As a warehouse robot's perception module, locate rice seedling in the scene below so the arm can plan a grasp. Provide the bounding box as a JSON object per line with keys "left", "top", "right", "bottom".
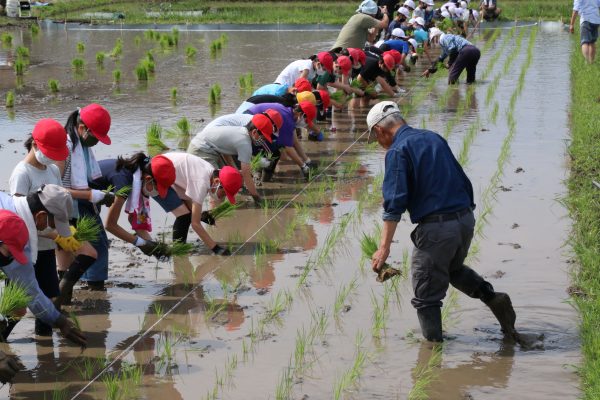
{"left": 112, "top": 69, "right": 121, "bottom": 84}
{"left": 68, "top": 311, "right": 81, "bottom": 330}
{"left": 166, "top": 117, "right": 192, "bottom": 139}
{"left": 51, "top": 385, "right": 69, "bottom": 400}
{"left": 171, "top": 27, "right": 179, "bottom": 44}
{"left": 208, "top": 83, "right": 222, "bottom": 105}
{"left": 238, "top": 72, "right": 254, "bottom": 94}
{"left": 78, "top": 357, "right": 98, "bottom": 380}
{"left": 134, "top": 35, "right": 141, "bottom": 46}
{"left": 95, "top": 51, "right": 105, "bottom": 65}
{"left": 490, "top": 101, "right": 499, "bottom": 124}
{"left": 275, "top": 363, "right": 293, "bottom": 400}
{"left": 204, "top": 294, "right": 227, "bottom": 322}
{"left": 30, "top": 24, "right": 40, "bottom": 35}
{"left": 407, "top": 344, "right": 443, "bottom": 400}
{"left": 293, "top": 327, "right": 311, "bottom": 375}
{"left": 74, "top": 216, "right": 102, "bottom": 243}
{"left": 370, "top": 290, "right": 390, "bottom": 338}
{"left": 309, "top": 308, "right": 329, "bottom": 340}
{"left": 109, "top": 38, "right": 123, "bottom": 58}
{"left": 144, "top": 29, "right": 157, "bottom": 40}
{"left": 169, "top": 86, "right": 178, "bottom": 104}
{"left": 263, "top": 290, "right": 293, "bottom": 325}
{"left": 332, "top": 331, "right": 368, "bottom": 400}
{"left": 139, "top": 58, "right": 155, "bottom": 75}
{"left": 329, "top": 90, "right": 347, "bottom": 104}
{"left": 14, "top": 58, "right": 26, "bottom": 76}
{"left": 297, "top": 260, "right": 313, "bottom": 288}
{"left": 0, "top": 282, "right": 32, "bottom": 319}
{"left": 146, "top": 122, "right": 168, "bottom": 149}
{"left": 167, "top": 240, "right": 194, "bottom": 257}
{"left": 185, "top": 44, "right": 197, "bottom": 59}
{"left": 16, "top": 46, "right": 29, "bottom": 59}
{"left": 210, "top": 200, "right": 238, "bottom": 220}
{"left": 102, "top": 372, "right": 120, "bottom": 400}
{"left": 76, "top": 41, "right": 85, "bottom": 54}
{"left": 333, "top": 277, "right": 358, "bottom": 317}
{"left": 0, "top": 32, "right": 13, "bottom": 46}
{"left": 71, "top": 57, "right": 84, "bottom": 71}
{"left": 5, "top": 90, "right": 15, "bottom": 108}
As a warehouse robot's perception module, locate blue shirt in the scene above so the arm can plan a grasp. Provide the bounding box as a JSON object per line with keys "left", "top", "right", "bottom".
{"left": 382, "top": 125, "right": 474, "bottom": 223}
{"left": 413, "top": 29, "right": 429, "bottom": 45}
{"left": 438, "top": 34, "right": 472, "bottom": 62}
{"left": 252, "top": 83, "right": 289, "bottom": 97}
{"left": 383, "top": 40, "right": 409, "bottom": 54}
{"left": 91, "top": 159, "right": 134, "bottom": 192}
{"left": 245, "top": 103, "right": 296, "bottom": 147}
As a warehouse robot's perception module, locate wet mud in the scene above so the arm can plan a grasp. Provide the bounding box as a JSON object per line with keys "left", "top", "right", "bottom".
{"left": 0, "top": 22, "right": 579, "bottom": 399}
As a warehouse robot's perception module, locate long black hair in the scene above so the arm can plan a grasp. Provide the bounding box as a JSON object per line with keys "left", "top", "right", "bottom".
{"left": 24, "top": 135, "right": 34, "bottom": 152}
{"left": 115, "top": 152, "right": 152, "bottom": 176}
{"left": 64, "top": 109, "right": 82, "bottom": 147}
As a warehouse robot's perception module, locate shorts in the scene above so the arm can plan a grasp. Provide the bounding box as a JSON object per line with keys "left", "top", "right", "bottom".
{"left": 152, "top": 187, "right": 184, "bottom": 212}
{"left": 581, "top": 21, "right": 599, "bottom": 44}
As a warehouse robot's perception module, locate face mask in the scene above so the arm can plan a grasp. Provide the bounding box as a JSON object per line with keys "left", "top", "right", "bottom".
{"left": 208, "top": 184, "right": 220, "bottom": 201}
{"left": 80, "top": 131, "right": 99, "bottom": 147}
{"left": 315, "top": 67, "right": 326, "bottom": 76}
{"left": 34, "top": 149, "right": 55, "bottom": 166}
{"left": 0, "top": 252, "right": 13, "bottom": 267}
{"left": 142, "top": 179, "right": 159, "bottom": 197}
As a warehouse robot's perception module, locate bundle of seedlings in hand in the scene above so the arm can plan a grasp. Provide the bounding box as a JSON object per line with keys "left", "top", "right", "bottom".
{"left": 74, "top": 216, "right": 102, "bottom": 243}
{"left": 48, "top": 79, "right": 60, "bottom": 93}
{"left": 5, "top": 91, "right": 15, "bottom": 108}
{"left": 0, "top": 282, "right": 32, "bottom": 319}
{"left": 166, "top": 240, "right": 194, "bottom": 257}
{"left": 146, "top": 122, "right": 168, "bottom": 149}
{"left": 250, "top": 151, "right": 273, "bottom": 173}
{"left": 329, "top": 90, "right": 347, "bottom": 104}
{"left": 360, "top": 232, "right": 400, "bottom": 282}
{"left": 114, "top": 185, "right": 132, "bottom": 198}
{"left": 210, "top": 200, "right": 238, "bottom": 220}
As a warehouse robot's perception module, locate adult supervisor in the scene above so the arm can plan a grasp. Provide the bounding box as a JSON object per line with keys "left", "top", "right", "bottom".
{"left": 422, "top": 33, "right": 481, "bottom": 84}
{"left": 569, "top": 0, "right": 600, "bottom": 64}
{"left": 332, "top": 0, "right": 390, "bottom": 50}
{"left": 367, "top": 101, "right": 518, "bottom": 342}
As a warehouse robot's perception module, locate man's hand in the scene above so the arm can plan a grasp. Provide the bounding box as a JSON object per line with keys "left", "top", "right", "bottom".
{"left": 98, "top": 192, "right": 116, "bottom": 207}
{"left": 200, "top": 211, "right": 216, "bottom": 226}
{"left": 252, "top": 195, "right": 265, "bottom": 207}
{"left": 55, "top": 315, "right": 87, "bottom": 347}
{"left": 211, "top": 244, "right": 231, "bottom": 256}
{"left": 371, "top": 246, "right": 390, "bottom": 273}
{"left": 0, "top": 351, "right": 22, "bottom": 384}
{"left": 569, "top": 24, "right": 575, "bottom": 34}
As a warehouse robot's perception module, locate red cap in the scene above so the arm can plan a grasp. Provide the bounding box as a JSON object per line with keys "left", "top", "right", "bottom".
{"left": 218, "top": 166, "right": 243, "bottom": 204}
{"left": 384, "top": 50, "right": 402, "bottom": 65}
{"left": 348, "top": 48, "right": 366, "bottom": 65}
{"left": 150, "top": 155, "right": 176, "bottom": 198}
{"left": 264, "top": 109, "right": 283, "bottom": 134}
{"left": 383, "top": 54, "right": 396, "bottom": 70}
{"left": 0, "top": 210, "right": 29, "bottom": 265}
{"left": 79, "top": 103, "right": 111, "bottom": 145}
{"left": 298, "top": 100, "right": 317, "bottom": 130}
{"left": 336, "top": 55, "right": 352, "bottom": 76}
{"left": 317, "top": 52, "right": 334, "bottom": 74}
{"left": 317, "top": 90, "right": 331, "bottom": 109}
{"left": 294, "top": 77, "right": 312, "bottom": 93}
{"left": 251, "top": 114, "right": 274, "bottom": 143}
{"left": 32, "top": 118, "right": 68, "bottom": 161}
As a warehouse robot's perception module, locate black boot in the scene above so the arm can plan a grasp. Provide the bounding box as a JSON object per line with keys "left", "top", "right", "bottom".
{"left": 57, "top": 255, "right": 96, "bottom": 306}
{"left": 34, "top": 319, "right": 53, "bottom": 336}
{"left": 172, "top": 213, "right": 192, "bottom": 243}
{"left": 86, "top": 280, "right": 106, "bottom": 291}
{"left": 417, "top": 307, "right": 443, "bottom": 342}
{"left": 483, "top": 292, "right": 517, "bottom": 339}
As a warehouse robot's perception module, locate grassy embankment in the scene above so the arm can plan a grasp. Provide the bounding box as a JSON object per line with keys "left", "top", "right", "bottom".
{"left": 23, "top": 0, "right": 570, "bottom": 25}
{"left": 568, "top": 29, "right": 600, "bottom": 399}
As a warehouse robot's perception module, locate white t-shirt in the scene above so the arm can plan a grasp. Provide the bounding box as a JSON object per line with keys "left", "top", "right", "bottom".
{"left": 163, "top": 152, "right": 214, "bottom": 205}
{"left": 274, "top": 60, "right": 314, "bottom": 87}
{"left": 189, "top": 125, "right": 253, "bottom": 164}
{"left": 204, "top": 113, "right": 253, "bottom": 130}
{"left": 573, "top": 0, "right": 600, "bottom": 24}
{"left": 9, "top": 161, "right": 62, "bottom": 251}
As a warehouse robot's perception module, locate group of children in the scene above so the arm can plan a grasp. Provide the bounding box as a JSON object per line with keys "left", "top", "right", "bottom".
{"left": 0, "top": 0, "right": 492, "bottom": 384}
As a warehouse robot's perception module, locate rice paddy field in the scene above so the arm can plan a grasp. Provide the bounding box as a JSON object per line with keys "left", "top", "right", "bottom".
{"left": 0, "top": 18, "right": 585, "bottom": 400}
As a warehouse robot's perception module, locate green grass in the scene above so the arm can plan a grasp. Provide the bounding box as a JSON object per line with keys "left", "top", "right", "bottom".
{"left": 0, "top": 282, "right": 32, "bottom": 318}
{"left": 74, "top": 216, "right": 102, "bottom": 243}
{"left": 568, "top": 26, "right": 600, "bottom": 400}
{"left": 5, "top": 90, "right": 15, "bottom": 108}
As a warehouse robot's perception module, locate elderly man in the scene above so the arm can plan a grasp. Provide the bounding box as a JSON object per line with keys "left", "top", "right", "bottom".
{"left": 569, "top": 0, "right": 600, "bottom": 63}
{"left": 367, "top": 101, "right": 518, "bottom": 342}
{"left": 332, "top": 0, "right": 389, "bottom": 50}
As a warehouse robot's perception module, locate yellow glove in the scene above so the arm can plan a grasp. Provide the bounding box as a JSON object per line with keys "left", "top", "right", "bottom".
{"left": 54, "top": 227, "right": 82, "bottom": 253}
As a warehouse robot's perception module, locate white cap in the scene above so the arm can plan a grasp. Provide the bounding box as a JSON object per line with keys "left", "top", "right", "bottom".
{"left": 414, "top": 16, "right": 425, "bottom": 26}
{"left": 356, "top": 0, "right": 378, "bottom": 15}
{"left": 391, "top": 28, "right": 407, "bottom": 38}
{"left": 460, "top": 1, "right": 467, "bottom": 8}
{"left": 448, "top": 4, "right": 457, "bottom": 14}
{"left": 366, "top": 101, "right": 402, "bottom": 132}
{"left": 408, "top": 38, "right": 418, "bottom": 49}
{"left": 397, "top": 6, "right": 411, "bottom": 18}
{"left": 429, "top": 27, "right": 443, "bottom": 37}
{"left": 424, "top": 0, "right": 435, "bottom": 5}
{"left": 408, "top": 17, "right": 416, "bottom": 24}
{"left": 404, "top": 0, "right": 416, "bottom": 9}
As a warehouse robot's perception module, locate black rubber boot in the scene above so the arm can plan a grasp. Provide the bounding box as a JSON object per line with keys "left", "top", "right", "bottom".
{"left": 34, "top": 319, "right": 53, "bottom": 336}
{"left": 0, "top": 319, "right": 18, "bottom": 342}
{"left": 483, "top": 292, "right": 517, "bottom": 338}
{"left": 417, "top": 307, "right": 443, "bottom": 342}
{"left": 58, "top": 255, "right": 96, "bottom": 307}
{"left": 172, "top": 213, "right": 192, "bottom": 243}
{"left": 86, "top": 280, "right": 106, "bottom": 291}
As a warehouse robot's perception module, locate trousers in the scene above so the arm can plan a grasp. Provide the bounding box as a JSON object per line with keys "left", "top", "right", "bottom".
{"left": 448, "top": 45, "right": 481, "bottom": 84}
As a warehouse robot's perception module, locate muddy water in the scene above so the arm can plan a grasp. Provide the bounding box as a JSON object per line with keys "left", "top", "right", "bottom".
{"left": 0, "top": 22, "right": 579, "bottom": 399}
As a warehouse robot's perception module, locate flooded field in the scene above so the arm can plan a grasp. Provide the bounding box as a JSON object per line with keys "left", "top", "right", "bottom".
{"left": 0, "top": 21, "right": 580, "bottom": 399}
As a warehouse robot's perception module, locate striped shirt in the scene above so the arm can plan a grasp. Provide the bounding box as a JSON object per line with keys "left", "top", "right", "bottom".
{"left": 438, "top": 34, "right": 472, "bottom": 62}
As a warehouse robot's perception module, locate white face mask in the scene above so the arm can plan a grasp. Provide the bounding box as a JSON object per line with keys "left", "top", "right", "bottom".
{"left": 315, "top": 66, "right": 326, "bottom": 76}
{"left": 35, "top": 149, "right": 55, "bottom": 166}
{"left": 209, "top": 183, "right": 221, "bottom": 201}
{"left": 142, "top": 179, "right": 159, "bottom": 198}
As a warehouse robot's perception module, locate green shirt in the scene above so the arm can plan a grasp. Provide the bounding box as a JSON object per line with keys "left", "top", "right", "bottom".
{"left": 332, "top": 13, "right": 380, "bottom": 50}
{"left": 313, "top": 71, "right": 336, "bottom": 88}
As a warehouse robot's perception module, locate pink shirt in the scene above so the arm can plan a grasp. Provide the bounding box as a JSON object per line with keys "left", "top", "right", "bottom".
{"left": 163, "top": 152, "right": 214, "bottom": 204}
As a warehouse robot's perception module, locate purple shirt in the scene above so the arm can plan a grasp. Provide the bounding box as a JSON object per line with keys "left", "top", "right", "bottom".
{"left": 245, "top": 103, "right": 296, "bottom": 147}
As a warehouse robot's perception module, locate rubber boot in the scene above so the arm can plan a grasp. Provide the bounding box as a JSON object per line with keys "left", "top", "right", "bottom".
{"left": 57, "top": 255, "right": 96, "bottom": 307}
{"left": 483, "top": 292, "right": 517, "bottom": 339}
{"left": 172, "top": 213, "right": 192, "bottom": 243}
{"left": 34, "top": 319, "right": 53, "bottom": 336}
{"left": 417, "top": 307, "right": 443, "bottom": 342}
{"left": 0, "top": 319, "right": 18, "bottom": 342}
{"left": 86, "top": 280, "right": 106, "bottom": 291}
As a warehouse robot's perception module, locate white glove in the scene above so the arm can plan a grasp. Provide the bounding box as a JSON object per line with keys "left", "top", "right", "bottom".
{"left": 259, "top": 158, "right": 271, "bottom": 168}
{"left": 134, "top": 236, "right": 147, "bottom": 247}
{"left": 89, "top": 189, "right": 106, "bottom": 204}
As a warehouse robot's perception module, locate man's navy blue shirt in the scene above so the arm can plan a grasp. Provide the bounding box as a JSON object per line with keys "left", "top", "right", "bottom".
{"left": 382, "top": 125, "right": 475, "bottom": 223}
